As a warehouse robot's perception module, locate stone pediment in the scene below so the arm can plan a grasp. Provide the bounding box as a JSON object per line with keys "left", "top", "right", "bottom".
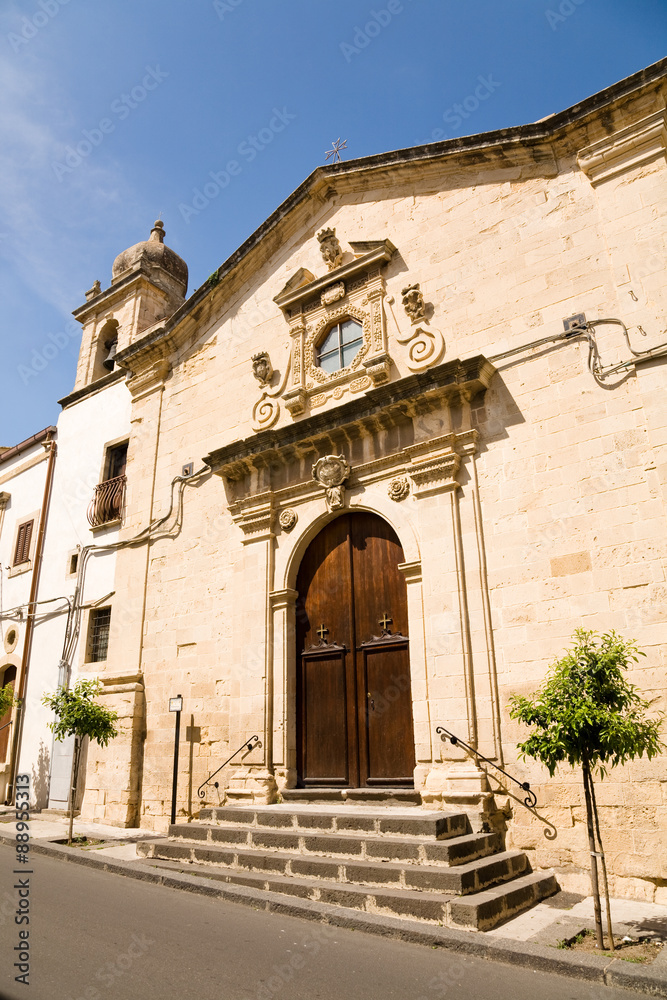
{"left": 273, "top": 239, "right": 396, "bottom": 310}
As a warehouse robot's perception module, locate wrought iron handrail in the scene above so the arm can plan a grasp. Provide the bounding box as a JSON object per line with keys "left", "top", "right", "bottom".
{"left": 87, "top": 474, "right": 126, "bottom": 528}
{"left": 197, "top": 734, "right": 261, "bottom": 800}
{"left": 436, "top": 725, "right": 538, "bottom": 809}
{"left": 0, "top": 720, "right": 13, "bottom": 732}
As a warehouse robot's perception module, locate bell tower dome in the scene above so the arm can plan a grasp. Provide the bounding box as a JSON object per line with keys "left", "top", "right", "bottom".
{"left": 71, "top": 220, "right": 188, "bottom": 392}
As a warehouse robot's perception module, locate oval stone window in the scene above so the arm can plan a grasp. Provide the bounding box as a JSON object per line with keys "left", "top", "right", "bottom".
{"left": 316, "top": 319, "right": 363, "bottom": 374}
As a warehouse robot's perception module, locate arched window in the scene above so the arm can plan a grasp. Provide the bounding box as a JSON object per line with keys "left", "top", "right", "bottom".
{"left": 316, "top": 319, "right": 363, "bottom": 374}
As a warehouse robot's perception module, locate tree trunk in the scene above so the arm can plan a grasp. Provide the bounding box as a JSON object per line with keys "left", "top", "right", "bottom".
{"left": 67, "top": 736, "right": 81, "bottom": 847}
{"left": 587, "top": 767, "right": 615, "bottom": 951}
{"left": 582, "top": 759, "right": 604, "bottom": 949}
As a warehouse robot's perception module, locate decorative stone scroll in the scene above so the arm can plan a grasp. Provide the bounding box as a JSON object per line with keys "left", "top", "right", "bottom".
{"left": 312, "top": 454, "right": 350, "bottom": 511}
{"left": 397, "top": 280, "right": 444, "bottom": 372}
{"left": 251, "top": 352, "right": 291, "bottom": 431}
{"left": 396, "top": 325, "right": 445, "bottom": 372}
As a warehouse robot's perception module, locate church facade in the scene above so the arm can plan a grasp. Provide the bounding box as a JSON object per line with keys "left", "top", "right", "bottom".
{"left": 5, "top": 60, "right": 666, "bottom": 903}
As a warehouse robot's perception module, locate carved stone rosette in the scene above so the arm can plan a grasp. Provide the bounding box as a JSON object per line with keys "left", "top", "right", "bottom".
{"left": 388, "top": 476, "right": 410, "bottom": 502}
{"left": 312, "top": 455, "right": 350, "bottom": 511}
{"left": 278, "top": 508, "right": 298, "bottom": 531}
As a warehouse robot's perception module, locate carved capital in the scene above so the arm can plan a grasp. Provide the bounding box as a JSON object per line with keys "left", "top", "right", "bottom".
{"left": 409, "top": 453, "right": 460, "bottom": 498}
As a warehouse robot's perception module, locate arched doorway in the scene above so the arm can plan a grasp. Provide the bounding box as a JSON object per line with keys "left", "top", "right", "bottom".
{"left": 295, "top": 512, "right": 415, "bottom": 788}
{"left": 0, "top": 665, "right": 17, "bottom": 763}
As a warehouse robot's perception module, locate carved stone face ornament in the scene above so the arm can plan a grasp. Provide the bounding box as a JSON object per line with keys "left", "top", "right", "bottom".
{"left": 317, "top": 228, "right": 344, "bottom": 271}
{"left": 312, "top": 454, "right": 350, "bottom": 510}
{"left": 401, "top": 283, "right": 426, "bottom": 325}
{"left": 252, "top": 352, "right": 273, "bottom": 386}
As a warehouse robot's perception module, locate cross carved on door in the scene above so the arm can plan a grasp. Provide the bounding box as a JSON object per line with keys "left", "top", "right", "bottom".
{"left": 378, "top": 613, "right": 393, "bottom": 633}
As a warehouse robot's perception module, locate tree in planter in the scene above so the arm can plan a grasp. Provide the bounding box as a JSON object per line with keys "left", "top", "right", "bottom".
{"left": 42, "top": 679, "right": 119, "bottom": 845}
{"left": 509, "top": 629, "right": 664, "bottom": 952}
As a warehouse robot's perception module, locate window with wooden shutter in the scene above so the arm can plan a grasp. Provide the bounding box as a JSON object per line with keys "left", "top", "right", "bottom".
{"left": 13, "top": 520, "right": 33, "bottom": 566}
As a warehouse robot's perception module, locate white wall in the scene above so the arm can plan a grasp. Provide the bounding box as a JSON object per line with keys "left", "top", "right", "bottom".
{"left": 17, "top": 379, "right": 131, "bottom": 808}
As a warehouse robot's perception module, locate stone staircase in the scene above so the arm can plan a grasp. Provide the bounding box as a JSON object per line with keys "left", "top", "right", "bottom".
{"left": 137, "top": 804, "right": 558, "bottom": 931}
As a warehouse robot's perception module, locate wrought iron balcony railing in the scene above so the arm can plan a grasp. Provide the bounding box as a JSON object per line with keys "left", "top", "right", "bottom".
{"left": 87, "top": 474, "right": 126, "bottom": 528}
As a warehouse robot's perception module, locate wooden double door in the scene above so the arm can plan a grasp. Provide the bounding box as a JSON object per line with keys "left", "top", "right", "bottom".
{"left": 296, "top": 513, "right": 415, "bottom": 787}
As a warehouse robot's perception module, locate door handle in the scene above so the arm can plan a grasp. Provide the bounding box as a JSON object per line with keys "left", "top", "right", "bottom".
{"left": 367, "top": 692, "right": 375, "bottom": 711}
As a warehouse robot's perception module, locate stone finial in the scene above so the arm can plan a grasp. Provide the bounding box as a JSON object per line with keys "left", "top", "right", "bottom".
{"left": 401, "top": 283, "right": 426, "bottom": 324}
{"left": 150, "top": 220, "right": 166, "bottom": 244}
{"left": 85, "top": 279, "right": 102, "bottom": 301}
{"left": 317, "top": 227, "right": 343, "bottom": 271}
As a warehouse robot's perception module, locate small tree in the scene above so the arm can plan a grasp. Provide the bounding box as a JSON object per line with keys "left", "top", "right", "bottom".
{"left": 42, "top": 679, "right": 119, "bottom": 845}
{"left": 0, "top": 684, "right": 17, "bottom": 718}
{"left": 509, "top": 629, "right": 664, "bottom": 951}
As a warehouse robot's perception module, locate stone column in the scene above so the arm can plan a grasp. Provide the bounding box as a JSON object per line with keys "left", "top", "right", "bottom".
{"left": 224, "top": 497, "right": 278, "bottom": 804}
{"left": 269, "top": 587, "right": 298, "bottom": 791}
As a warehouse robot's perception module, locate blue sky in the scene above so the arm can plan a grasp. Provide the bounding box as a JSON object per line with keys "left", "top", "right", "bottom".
{"left": 0, "top": 0, "right": 665, "bottom": 445}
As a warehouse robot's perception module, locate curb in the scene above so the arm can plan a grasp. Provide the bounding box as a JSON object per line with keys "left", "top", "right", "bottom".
{"left": 2, "top": 832, "right": 666, "bottom": 996}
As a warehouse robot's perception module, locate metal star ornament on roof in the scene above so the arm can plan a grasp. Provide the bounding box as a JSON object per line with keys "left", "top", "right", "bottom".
{"left": 325, "top": 138, "right": 348, "bottom": 163}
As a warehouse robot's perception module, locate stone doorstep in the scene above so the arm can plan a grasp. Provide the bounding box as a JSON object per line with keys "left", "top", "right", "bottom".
{"left": 138, "top": 838, "right": 527, "bottom": 895}
{"left": 197, "top": 806, "right": 469, "bottom": 839}
{"left": 166, "top": 823, "right": 500, "bottom": 865}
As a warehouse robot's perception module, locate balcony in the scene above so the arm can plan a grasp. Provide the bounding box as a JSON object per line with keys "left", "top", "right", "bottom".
{"left": 87, "top": 474, "right": 126, "bottom": 528}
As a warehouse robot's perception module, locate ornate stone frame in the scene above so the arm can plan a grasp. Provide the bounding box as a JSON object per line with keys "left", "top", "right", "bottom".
{"left": 274, "top": 239, "right": 396, "bottom": 418}
{"left": 305, "top": 304, "right": 371, "bottom": 387}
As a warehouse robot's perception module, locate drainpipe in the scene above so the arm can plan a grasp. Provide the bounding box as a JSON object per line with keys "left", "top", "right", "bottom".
{"left": 6, "top": 432, "right": 58, "bottom": 804}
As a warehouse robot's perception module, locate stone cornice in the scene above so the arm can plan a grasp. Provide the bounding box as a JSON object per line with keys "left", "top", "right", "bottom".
{"left": 58, "top": 368, "right": 126, "bottom": 410}
{"left": 204, "top": 355, "right": 494, "bottom": 477}
{"left": 577, "top": 109, "right": 667, "bottom": 184}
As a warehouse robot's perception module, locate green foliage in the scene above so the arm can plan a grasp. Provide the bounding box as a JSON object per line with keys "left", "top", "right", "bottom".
{"left": 509, "top": 629, "right": 664, "bottom": 777}
{"left": 42, "top": 679, "right": 119, "bottom": 747}
{"left": 0, "top": 684, "right": 17, "bottom": 717}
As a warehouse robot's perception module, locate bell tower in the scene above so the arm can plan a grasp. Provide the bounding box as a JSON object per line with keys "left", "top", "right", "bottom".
{"left": 71, "top": 220, "right": 188, "bottom": 392}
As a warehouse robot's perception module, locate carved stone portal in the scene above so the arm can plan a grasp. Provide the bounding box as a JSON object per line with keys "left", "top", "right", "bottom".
{"left": 312, "top": 454, "right": 350, "bottom": 510}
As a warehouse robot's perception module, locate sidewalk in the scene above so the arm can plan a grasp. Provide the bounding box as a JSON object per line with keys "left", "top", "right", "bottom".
{"left": 1, "top": 809, "right": 666, "bottom": 995}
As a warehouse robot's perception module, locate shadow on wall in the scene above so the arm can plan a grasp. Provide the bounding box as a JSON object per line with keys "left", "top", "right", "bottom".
{"left": 32, "top": 740, "right": 50, "bottom": 810}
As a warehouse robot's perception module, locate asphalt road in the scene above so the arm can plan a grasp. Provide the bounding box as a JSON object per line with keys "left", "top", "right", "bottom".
{"left": 0, "top": 844, "right": 646, "bottom": 1000}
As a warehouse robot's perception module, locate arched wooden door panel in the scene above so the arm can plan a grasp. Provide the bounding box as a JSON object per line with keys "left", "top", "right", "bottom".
{"left": 296, "top": 512, "right": 415, "bottom": 787}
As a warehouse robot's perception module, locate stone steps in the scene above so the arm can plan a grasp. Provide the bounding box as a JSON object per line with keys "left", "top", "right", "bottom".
{"left": 138, "top": 838, "right": 524, "bottom": 894}
{"left": 198, "top": 805, "right": 466, "bottom": 839}
{"left": 137, "top": 805, "right": 558, "bottom": 931}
